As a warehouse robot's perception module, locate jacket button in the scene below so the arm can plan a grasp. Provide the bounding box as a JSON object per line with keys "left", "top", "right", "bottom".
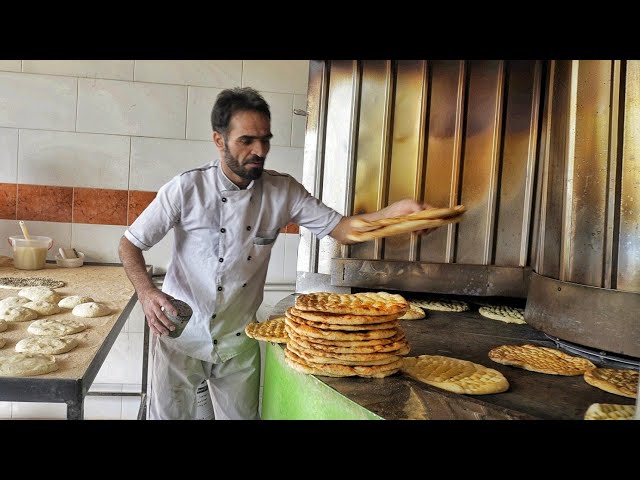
{"left": 212, "top": 314, "right": 216, "bottom": 319}
{"left": 220, "top": 228, "right": 226, "bottom": 233}
{"left": 236, "top": 332, "right": 241, "bottom": 336}
{"left": 221, "top": 198, "right": 227, "bottom": 203}
{"left": 213, "top": 339, "right": 218, "bottom": 345}
{"left": 246, "top": 226, "right": 251, "bottom": 231}
{"left": 242, "top": 283, "right": 247, "bottom": 287}
{"left": 219, "top": 258, "right": 224, "bottom": 263}
{"left": 247, "top": 256, "right": 252, "bottom": 261}
{"left": 217, "top": 286, "right": 222, "bottom": 291}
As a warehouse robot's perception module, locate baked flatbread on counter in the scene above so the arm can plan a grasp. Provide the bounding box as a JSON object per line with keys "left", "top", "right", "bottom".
{"left": 583, "top": 367, "right": 638, "bottom": 399}
{"left": 584, "top": 403, "right": 635, "bottom": 420}
{"left": 401, "top": 354, "right": 509, "bottom": 395}
{"left": 488, "top": 344, "right": 596, "bottom": 376}
{"left": 245, "top": 316, "right": 288, "bottom": 343}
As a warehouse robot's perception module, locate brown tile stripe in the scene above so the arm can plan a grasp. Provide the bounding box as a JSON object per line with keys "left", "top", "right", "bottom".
{"left": 0, "top": 183, "right": 17, "bottom": 220}
{"left": 17, "top": 184, "right": 73, "bottom": 223}
{"left": 6, "top": 184, "right": 301, "bottom": 233}
{"left": 128, "top": 190, "right": 157, "bottom": 226}
{"left": 74, "top": 187, "right": 128, "bottom": 226}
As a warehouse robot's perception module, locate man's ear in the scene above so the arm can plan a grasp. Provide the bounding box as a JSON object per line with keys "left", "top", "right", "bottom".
{"left": 213, "top": 131, "right": 225, "bottom": 150}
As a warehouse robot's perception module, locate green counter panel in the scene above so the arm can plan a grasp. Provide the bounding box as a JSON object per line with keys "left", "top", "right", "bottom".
{"left": 261, "top": 342, "right": 382, "bottom": 420}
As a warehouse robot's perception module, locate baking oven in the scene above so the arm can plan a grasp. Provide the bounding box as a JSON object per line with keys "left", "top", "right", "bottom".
{"left": 295, "top": 59, "right": 639, "bottom": 376}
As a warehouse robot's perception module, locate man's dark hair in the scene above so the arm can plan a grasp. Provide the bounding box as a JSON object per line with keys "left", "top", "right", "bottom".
{"left": 211, "top": 87, "right": 271, "bottom": 137}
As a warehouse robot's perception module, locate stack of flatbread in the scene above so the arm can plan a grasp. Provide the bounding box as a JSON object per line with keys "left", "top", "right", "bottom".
{"left": 346, "top": 205, "right": 466, "bottom": 243}
{"left": 284, "top": 291, "right": 411, "bottom": 378}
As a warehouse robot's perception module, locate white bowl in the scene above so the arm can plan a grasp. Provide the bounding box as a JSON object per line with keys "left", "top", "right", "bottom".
{"left": 55, "top": 251, "right": 85, "bottom": 268}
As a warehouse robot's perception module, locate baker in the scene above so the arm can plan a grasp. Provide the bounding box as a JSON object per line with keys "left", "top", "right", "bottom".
{"left": 118, "top": 86, "right": 432, "bottom": 420}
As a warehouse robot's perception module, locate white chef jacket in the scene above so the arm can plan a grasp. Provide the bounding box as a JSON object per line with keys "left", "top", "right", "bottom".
{"left": 124, "top": 158, "right": 342, "bottom": 363}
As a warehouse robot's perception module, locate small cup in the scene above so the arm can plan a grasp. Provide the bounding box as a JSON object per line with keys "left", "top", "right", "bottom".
{"left": 162, "top": 299, "right": 193, "bottom": 338}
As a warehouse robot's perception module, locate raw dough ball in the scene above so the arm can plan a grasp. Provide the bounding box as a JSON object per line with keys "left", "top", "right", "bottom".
{"left": 58, "top": 295, "right": 94, "bottom": 309}
{"left": 27, "top": 318, "right": 86, "bottom": 337}
{"left": 0, "top": 352, "right": 58, "bottom": 377}
{"left": 72, "top": 302, "right": 110, "bottom": 318}
{"left": 23, "top": 300, "right": 60, "bottom": 316}
{"left": 18, "top": 286, "right": 61, "bottom": 304}
{"left": 0, "top": 296, "right": 30, "bottom": 309}
{"left": 0, "top": 336, "right": 5, "bottom": 349}
{"left": 0, "top": 319, "right": 6, "bottom": 332}
{"left": 0, "top": 306, "right": 38, "bottom": 322}
{"left": 15, "top": 336, "right": 78, "bottom": 355}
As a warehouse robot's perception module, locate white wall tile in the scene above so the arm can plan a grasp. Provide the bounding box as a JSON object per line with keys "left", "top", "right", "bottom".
{"left": 77, "top": 78, "right": 187, "bottom": 139}
{"left": 124, "top": 300, "right": 145, "bottom": 333}
{"left": 0, "top": 401, "right": 12, "bottom": 419}
{"left": 0, "top": 72, "right": 77, "bottom": 131}
{"left": 265, "top": 236, "right": 285, "bottom": 283}
{"left": 130, "top": 137, "right": 216, "bottom": 191}
{"left": 72, "top": 224, "right": 126, "bottom": 263}
{"left": 23, "top": 60, "right": 134, "bottom": 81}
{"left": 89, "top": 383, "right": 122, "bottom": 393}
{"left": 0, "top": 60, "right": 21, "bottom": 72}
{"left": 266, "top": 146, "right": 304, "bottom": 181}
{"left": 135, "top": 60, "right": 242, "bottom": 88}
{"left": 93, "top": 332, "right": 143, "bottom": 385}
{"left": 2, "top": 220, "right": 72, "bottom": 261}
{"left": 292, "top": 95, "right": 307, "bottom": 148}
{"left": 11, "top": 401, "right": 67, "bottom": 419}
{"left": 185, "top": 86, "right": 223, "bottom": 141}
{"left": 121, "top": 396, "right": 143, "bottom": 420}
{"left": 141, "top": 229, "right": 174, "bottom": 275}
{"left": 0, "top": 127, "right": 18, "bottom": 182}
{"left": 261, "top": 91, "right": 293, "bottom": 147}
{"left": 18, "top": 130, "right": 130, "bottom": 189}
{"left": 242, "top": 61, "right": 309, "bottom": 95}
{"left": 283, "top": 234, "right": 300, "bottom": 283}
{"left": 84, "top": 395, "right": 123, "bottom": 420}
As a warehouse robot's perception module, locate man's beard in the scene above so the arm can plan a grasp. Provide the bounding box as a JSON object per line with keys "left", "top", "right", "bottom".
{"left": 224, "top": 145, "right": 264, "bottom": 181}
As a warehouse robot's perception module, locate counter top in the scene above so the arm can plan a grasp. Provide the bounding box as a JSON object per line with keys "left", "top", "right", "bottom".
{"left": 266, "top": 294, "right": 636, "bottom": 420}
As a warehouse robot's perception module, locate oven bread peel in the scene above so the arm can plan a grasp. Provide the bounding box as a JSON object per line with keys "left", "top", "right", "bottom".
{"left": 488, "top": 344, "right": 596, "bottom": 376}
{"left": 346, "top": 205, "right": 466, "bottom": 242}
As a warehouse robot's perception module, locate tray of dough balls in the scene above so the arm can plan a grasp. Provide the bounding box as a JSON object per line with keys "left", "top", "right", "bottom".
{"left": 0, "top": 263, "right": 136, "bottom": 380}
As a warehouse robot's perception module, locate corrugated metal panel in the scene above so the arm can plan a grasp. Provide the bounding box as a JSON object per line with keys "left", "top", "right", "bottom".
{"left": 618, "top": 60, "right": 640, "bottom": 292}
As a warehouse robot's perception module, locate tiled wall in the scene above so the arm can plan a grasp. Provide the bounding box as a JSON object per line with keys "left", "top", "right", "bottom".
{"left": 0, "top": 60, "right": 309, "bottom": 419}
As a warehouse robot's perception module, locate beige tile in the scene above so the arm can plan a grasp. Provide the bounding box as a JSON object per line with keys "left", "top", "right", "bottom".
{"left": 186, "top": 86, "right": 224, "bottom": 141}
{"left": 23, "top": 60, "right": 134, "bottom": 81}
{"left": 130, "top": 137, "right": 216, "bottom": 191}
{"left": 0, "top": 72, "right": 76, "bottom": 131}
{"left": 242, "top": 60, "right": 309, "bottom": 95}
{"left": 292, "top": 95, "right": 308, "bottom": 148}
{"left": 19, "top": 130, "right": 130, "bottom": 189}
{"left": 71, "top": 224, "right": 126, "bottom": 263}
{"left": 261, "top": 91, "right": 293, "bottom": 147}
{"left": 11, "top": 401, "right": 67, "bottom": 419}
{"left": 77, "top": 78, "right": 187, "bottom": 138}
{"left": 134, "top": 60, "right": 242, "bottom": 88}
{"left": 0, "top": 60, "right": 21, "bottom": 72}
{"left": 84, "top": 396, "right": 123, "bottom": 420}
{"left": 0, "top": 127, "right": 18, "bottom": 183}
{"left": 266, "top": 146, "right": 304, "bottom": 182}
